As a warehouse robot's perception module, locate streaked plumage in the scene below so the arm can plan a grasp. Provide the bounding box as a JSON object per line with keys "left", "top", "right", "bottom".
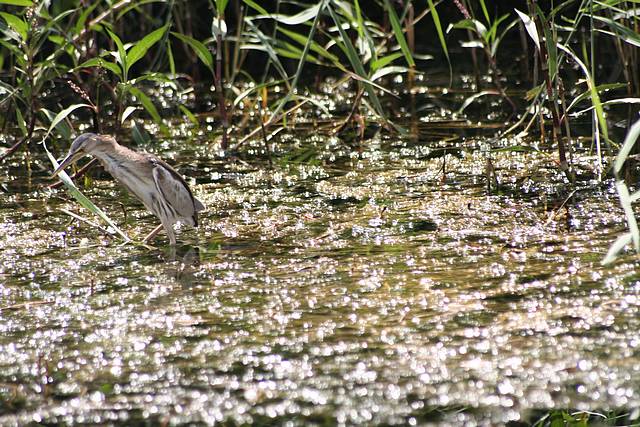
{"left": 52, "top": 133, "right": 204, "bottom": 245}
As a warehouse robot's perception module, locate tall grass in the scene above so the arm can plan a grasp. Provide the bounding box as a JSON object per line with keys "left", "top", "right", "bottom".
{"left": 0, "top": 0, "right": 639, "bottom": 254}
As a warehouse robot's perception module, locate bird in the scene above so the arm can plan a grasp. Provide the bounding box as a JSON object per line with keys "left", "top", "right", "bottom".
{"left": 51, "top": 133, "right": 205, "bottom": 245}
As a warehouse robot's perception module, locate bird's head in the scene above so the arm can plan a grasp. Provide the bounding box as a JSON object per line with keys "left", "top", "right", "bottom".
{"left": 51, "top": 133, "right": 114, "bottom": 178}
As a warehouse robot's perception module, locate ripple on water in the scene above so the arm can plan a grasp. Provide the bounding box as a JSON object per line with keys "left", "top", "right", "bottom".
{"left": 0, "top": 130, "right": 638, "bottom": 425}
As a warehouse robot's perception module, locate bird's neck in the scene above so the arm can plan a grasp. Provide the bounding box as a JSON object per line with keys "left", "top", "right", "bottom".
{"left": 91, "top": 143, "right": 144, "bottom": 175}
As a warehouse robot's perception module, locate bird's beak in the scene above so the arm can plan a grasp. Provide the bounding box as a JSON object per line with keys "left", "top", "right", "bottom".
{"left": 50, "top": 150, "right": 84, "bottom": 179}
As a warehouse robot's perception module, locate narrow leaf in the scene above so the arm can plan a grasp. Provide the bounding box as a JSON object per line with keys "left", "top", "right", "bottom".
{"left": 77, "top": 57, "right": 123, "bottom": 79}
{"left": 105, "top": 26, "right": 127, "bottom": 72}
{"left": 326, "top": 3, "right": 387, "bottom": 121}
{"left": 129, "top": 86, "right": 162, "bottom": 124}
{"left": 43, "top": 104, "right": 91, "bottom": 139}
{"left": 514, "top": 8, "right": 540, "bottom": 51}
{"left": 254, "top": 3, "right": 321, "bottom": 25}
{"left": 557, "top": 43, "right": 609, "bottom": 144}
{"left": 617, "top": 180, "right": 640, "bottom": 252}
{"left": 74, "top": 1, "right": 99, "bottom": 35}
{"left": 126, "top": 24, "right": 168, "bottom": 73}
{"left": 426, "top": 0, "right": 450, "bottom": 69}
{"left": 371, "top": 52, "right": 403, "bottom": 73}
{"left": 0, "top": 12, "right": 28, "bottom": 40}
{"left": 179, "top": 105, "right": 200, "bottom": 126}
{"left": 614, "top": 117, "right": 640, "bottom": 176}
{"left": 603, "top": 232, "right": 633, "bottom": 265}
{"left": 382, "top": 0, "right": 415, "bottom": 67}
{"left": 121, "top": 105, "right": 138, "bottom": 124}
{"left": 0, "top": 0, "right": 33, "bottom": 5}
{"left": 171, "top": 32, "right": 213, "bottom": 71}
{"left": 242, "top": 0, "right": 268, "bottom": 15}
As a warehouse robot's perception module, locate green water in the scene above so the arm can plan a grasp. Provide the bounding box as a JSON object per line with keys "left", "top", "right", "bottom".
{"left": 1, "top": 124, "right": 638, "bottom": 425}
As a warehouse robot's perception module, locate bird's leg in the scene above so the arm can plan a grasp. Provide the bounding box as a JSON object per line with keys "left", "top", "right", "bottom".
{"left": 143, "top": 224, "right": 164, "bottom": 243}
{"left": 165, "top": 224, "right": 177, "bottom": 246}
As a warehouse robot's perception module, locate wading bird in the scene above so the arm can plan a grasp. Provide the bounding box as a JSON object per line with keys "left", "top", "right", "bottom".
{"left": 51, "top": 133, "right": 205, "bottom": 245}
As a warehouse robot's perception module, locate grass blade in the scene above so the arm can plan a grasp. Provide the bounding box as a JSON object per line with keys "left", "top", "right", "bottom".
{"left": 613, "top": 117, "right": 640, "bottom": 176}
{"left": 426, "top": 0, "right": 450, "bottom": 73}
{"left": 126, "top": 24, "right": 169, "bottom": 73}
{"left": 171, "top": 32, "right": 214, "bottom": 72}
{"left": 43, "top": 103, "right": 91, "bottom": 139}
{"left": 0, "top": 0, "right": 33, "bottom": 5}
{"left": 382, "top": 0, "right": 415, "bottom": 67}
{"left": 326, "top": 2, "right": 387, "bottom": 122}
{"left": 557, "top": 43, "right": 609, "bottom": 144}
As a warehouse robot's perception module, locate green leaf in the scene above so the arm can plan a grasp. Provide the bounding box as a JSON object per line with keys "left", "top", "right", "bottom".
{"left": 267, "top": 0, "right": 326, "bottom": 121}
{"left": 171, "top": 32, "right": 213, "bottom": 72}
{"left": 0, "top": 0, "right": 33, "bottom": 6}
{"left": 0, "top": 12, "right": 28, "bottom": 40}
{"left": 557, "top": 43, "right": 608, "bottom": 144}
{"left": 167, "top": 40, "right": 176, "bottom": 75}
{"left": 382, "top": 0, "right": 415, "bottom": 67}
{"left": 592, "top": 15, "right": 640, "bottom": 48}
{"left": 277, "top": 27, "right": 339, "bottom": 63}
{"left": 426, "top": 0, "right": 450, "bottom": 69}
{"left": 326, "top": 3, "right": 387, "bottom": 122}
{"left": 131, "top": 121, "right": 151, "bottom": 145}
{"left": 74, "top": 1, "right": 99, "bottom": 35}
{"left": 105, "top": 26, "right": 127, "bottom": 74}
{"left": 215, "top": 0, "right": 229, "bottom": 14}
{"left": 179, "top": 105, "right": 199, "bottom": 126}
{"left": 243, "top": 19, "right": 291, "bottom": 86}
{"left": 566, "top": 83, "right": 630, "bottom": 112}
{"left": 43, "top": 104, "right": 91, "bottom": 139}
{"left": 534, "top": 6, "right": 556, "bottom": 79}
{"left": 371, "top": 52, "right": 403, "bottom": 72}
{"left": 478, "top": 0, "right": 490, "bottom": 23}
{"left": 242, "top": 0, "right": 268, "bottom": 15}
{"left": 126, "top": 24, "right": 168, "bottom": 73}
{"left": 15, "top": 107, "right": 27, "bottom": 136}
{"left": 77, "top": 57, "right": 123, "bottom": 79}
{"left": 115, "top": 0, "right": 165, "bottom": 21}
{"left": 129, "top": 86, "right": 162, "bottom": 124}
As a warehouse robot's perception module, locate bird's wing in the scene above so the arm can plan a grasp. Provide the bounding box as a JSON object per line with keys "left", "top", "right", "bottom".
{"left": 194, "top": 197, "right": 205, "bottom": 212}
{"left": 151, "top": 161, "right": 198, "bottom": 220}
